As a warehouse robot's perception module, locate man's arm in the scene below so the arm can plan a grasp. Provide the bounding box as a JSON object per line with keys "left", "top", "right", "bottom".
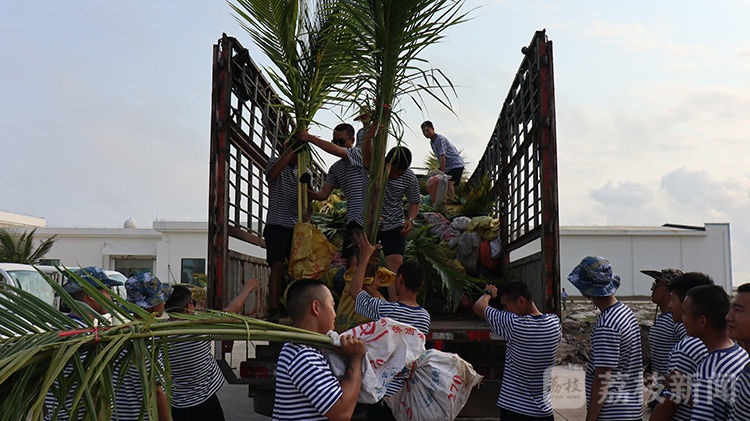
{"left": 472, "top": 284, "right": 498, "bottom": 318}
{"left": 439, "top": 155, "right": 447, "bottom": 172}
{"left": 298, "top": 130, "right": 347, "bottom": 158}
{"left": 307, "top": 183, "right": 334, "bottom": 201}
{"left": 223, "top": 278, "right": 261, "bottom": 314}
{"left": 400, "top": 203, "right": 420, "bottom": 235}
{"left": 268, "top": 150, "right": 296, "bottom": 180}
{"left": 586, "top": 367, "right": 613, "bottom": 421}
{"left": 157, "top": 385, "right": 171, "bottom": 421}
{"left": 324, "top": 335, "right": 365, "bottom": 421}
{"left": 349, "top": 233, "right": 378, "bottom": 300}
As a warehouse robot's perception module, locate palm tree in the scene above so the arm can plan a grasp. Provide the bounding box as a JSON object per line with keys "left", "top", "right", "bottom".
{"left": 229, "top": 0, "right": 358, "bottom": 220}
{"left": 339, "top": 0, "right": 470, "bottom": 240}
{"left": 0, "top": 227, "right": 56, "bottom": 264}
{"left": 0, "top": 269, "right": 333, "bottom": 420}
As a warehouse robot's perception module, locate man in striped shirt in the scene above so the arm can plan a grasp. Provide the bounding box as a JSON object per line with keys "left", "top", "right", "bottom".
{"left": 421, "top": 120, "right": 464, "bottom": 196}
{"left": 727, "top": 283, "right": 750, "bottom": 421}
{"left": 44, "top": 267, "right": 123, "bottom": 420}
{"left": 264, "top": 148, "right": 299, "bottom": 321}
{"left": 568, "top": 256, "right": 643, "bottom": 421}
{"left": 473, "top": 280, "right": 561, "bottom": 421}
{"left": 650, "top": 272, "right": 713, "bottom": 421}
{"left": 299, "top": 124, "right": 370, "bottom": 267}
{"left": 642, "top": 268, "right": 685, "bottom": 404}
{"left": 121, "top": 273, "right": 173, "bottom": 421}
{"left": 379, "top": 146, "right": 421, "bottom": 299}
{"left": 273, "top": 279, "right": 365, "bottom": 421}
{"left": 164, "top": 278, "right": 260, "bottom": 421}
{"left": 350, "top": 233, "right": 430, "bottom": 420}
{"left": 683, "top": 285, "right": 749, "bottom": 420}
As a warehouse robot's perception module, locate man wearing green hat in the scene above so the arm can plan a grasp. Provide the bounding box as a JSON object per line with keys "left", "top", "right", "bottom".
{"left": 641, "top": 268, "right": 685, "bottom": 406}
{"left": 568, "top": 256, "right": 643, "bottom": 421}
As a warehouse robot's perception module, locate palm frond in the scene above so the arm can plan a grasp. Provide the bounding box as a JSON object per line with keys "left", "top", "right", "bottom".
{"left": 0, "top": 269, "right": 335, "bottom": 420}
{"left": 0, "top": 228, "right": 56, "bottom": 264}
{"left": 336, "top": 0, "right": 471, "bottom": 240}
{"left": 405, "top": 224, "right": 486, "bottom": 312}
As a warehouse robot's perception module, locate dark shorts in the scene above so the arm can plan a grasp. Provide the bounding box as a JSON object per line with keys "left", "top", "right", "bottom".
{"left": 263, "top": 224, "right": 294, "bottom": 265}
{"left": 378, "top": 226, "right": 406, "bottom": 256}
{"left": 500, "top": 408, "right": 553, "bottom": 421}
{"left": 172, "top": 393, "right": 225, "bottom": 421}
{"left": 446, "top": 167, "right": 464, "bottom": 185}
{"left": 366, "top": 401, "right": 396, "bottom": 421}
{"left": 341, "top": 221, "right": 363, "bottom": 260}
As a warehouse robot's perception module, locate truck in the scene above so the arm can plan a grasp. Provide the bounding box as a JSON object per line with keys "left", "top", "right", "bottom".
{"left": 206, "top": 29, "right": 560, "bottom": 418}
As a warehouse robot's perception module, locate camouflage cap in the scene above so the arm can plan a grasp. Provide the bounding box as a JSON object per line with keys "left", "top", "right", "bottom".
{"left": 641, "top": 268, "right": 684, "bottom": 285}
{"left": 63, "top": 266, "right": 123, "bottom": 294}
{"left": 567, "top": 256, "right": 621, "bottom": 297}
{"left": 125, "top": 273, "right": 172, "bottom": 309}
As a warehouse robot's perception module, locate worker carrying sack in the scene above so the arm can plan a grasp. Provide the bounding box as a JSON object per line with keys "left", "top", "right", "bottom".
{"left": 288, "top": 222, "right": 337, "bottom": 280}
{"left": 325, "top": 318, "right": 426, "bottom": 404}
{"left": 334, "top": 267, "right": 396, "bottom": 332}
{"left": 385, "top": 349, "right": 483, "bottom": 421}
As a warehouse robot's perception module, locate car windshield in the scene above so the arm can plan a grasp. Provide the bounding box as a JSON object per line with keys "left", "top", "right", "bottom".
{"left": 7, "top": 270, "right": 55, "bottom": 306}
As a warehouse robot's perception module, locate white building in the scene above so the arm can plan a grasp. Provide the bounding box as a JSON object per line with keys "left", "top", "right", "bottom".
{"left": 2, "top": 212, "right": 733, "bottom": 294}
{"left": 560, "top": 223, "right": 732, "bottom": 297}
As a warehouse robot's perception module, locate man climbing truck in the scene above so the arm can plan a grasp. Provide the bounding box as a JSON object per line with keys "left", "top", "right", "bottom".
{"left": 207, "top": 30, "right": 559, "bottom": 418}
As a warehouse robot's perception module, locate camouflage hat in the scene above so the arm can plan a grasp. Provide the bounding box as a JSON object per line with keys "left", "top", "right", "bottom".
{"left": 567, "top": 256, "right": 621, "bottom": 297}
{"left": 641, "top": 268, "right": 683, "bottom": 285}
{"left": 63, "top": 266, "right": 123, "bottom": 294}
{"left": 125, "top": 273, "right": 172, "bottom": 309}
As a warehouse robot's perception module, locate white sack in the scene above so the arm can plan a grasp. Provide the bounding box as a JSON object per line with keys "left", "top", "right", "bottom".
{"left": 324, "top": 318, "right": 426, "bottom": 403}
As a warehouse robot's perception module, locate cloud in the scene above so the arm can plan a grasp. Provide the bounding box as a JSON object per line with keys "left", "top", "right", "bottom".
{"left": 590, "top": 181, "right": 652, "bottom": 208}
{"left": 583, "top": 21, "right": 716, "bottom": 67}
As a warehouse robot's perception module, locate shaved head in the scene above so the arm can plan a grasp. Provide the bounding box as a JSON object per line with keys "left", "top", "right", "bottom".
{"left": 286, "top": 279, "right": 329, "bottom": 323}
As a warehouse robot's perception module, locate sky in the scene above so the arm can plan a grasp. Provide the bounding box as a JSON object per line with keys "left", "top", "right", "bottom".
{"left": 1, "top": 1, "right": 749, "bottom": 285}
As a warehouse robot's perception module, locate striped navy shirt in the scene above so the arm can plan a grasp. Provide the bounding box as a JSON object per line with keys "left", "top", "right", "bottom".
{"left": 326, "top": 147, "right": 368, "bottom": 226}
{"left": 355, "top": 290, "right": 430, "bottom": 397}
{"left": 44, "top": 316, "right": 89, "bottom": 421}
{"left": 649, "top": 311, "right": 686, "bottom": 377}
{"left": 265, "top": 156, "right": 298, "bottom": 228}
{"left": 730, "top": 363, "right": 750, "bottom": 421}
{"left": 355, "top": 291, "right": 430, "bottom": 336}
{"left": 429, "top": 133, "right": 464, "bottom": 171}
{"left": 664, "top": 335, "right": 709, "bottom": 421}
{"left": 585, "top": 301, "right": 643, "bottom": 420}
{"left": 381, "top": 169, "right": 421, "bottom": 231}
{"left": 485, "top": 307, "right": 561, "bottom": 417}
{"left": 273, "top": 343, "right": 342, "bottom": 420}
{"left": 111, "top": 348, "right": 165, "bottom": 420}
{"left": 166, "top": 339, "right": 225, "bottom": 408}
{"left": 690, "top": 343, "right": 749, "bottom": 421}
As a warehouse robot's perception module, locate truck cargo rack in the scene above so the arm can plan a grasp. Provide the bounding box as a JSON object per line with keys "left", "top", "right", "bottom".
{"left": 208, "top": 34, "right": 326, "bottom": 313}
{"left": 469, "top": 29, "right": 560, "bottom": 315}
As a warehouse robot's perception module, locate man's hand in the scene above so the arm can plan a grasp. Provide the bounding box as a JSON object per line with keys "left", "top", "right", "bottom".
{"left": 299, "top": 172, "right": 312, "bottom": 185}
{"left": 295, "top": 129, "right": 313, "bottom": 142}
{"left": 485, "top": 284, "right": 498, "bottom": 298}
{"left": 244, "top": 278, "right": 261, "bottom": 292}
{"left": 339, "top": 334, "right": 365, "bottom": 360}
{"left": 357, "top": 233, "right": 379, "bottom": 262}
{"left": 400, "top": 219, "right": 413, "bottom": 236}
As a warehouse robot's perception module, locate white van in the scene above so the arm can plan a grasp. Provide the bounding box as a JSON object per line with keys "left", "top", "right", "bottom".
{"left": 104, "top": 270, "right": 129, "bottom": 300}
{"left": 0, "top": 263, "right": 56, "bottom": 307}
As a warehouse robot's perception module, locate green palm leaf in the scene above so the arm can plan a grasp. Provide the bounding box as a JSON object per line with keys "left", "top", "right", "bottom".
{"left": 0, "top": 270, "right": 335, "bottom": 420}
{"left": 405, "top": 224, "right": 486, "bottom": 312}
{"left": 336, "top": 0, "right": 471, "bottom": 241}
{"left": 0, "top": 228, "right": 56, "bottom": 264}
